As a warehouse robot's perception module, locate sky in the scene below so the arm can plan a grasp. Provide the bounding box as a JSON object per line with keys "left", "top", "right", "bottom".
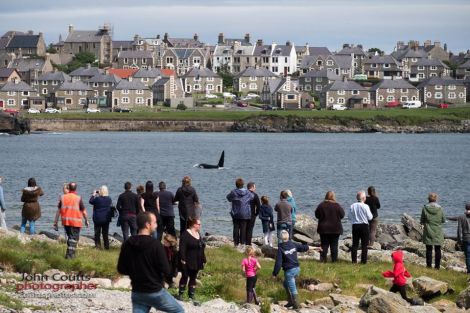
{"left": 1, "top": 0, "right": 469, "bottom": 54}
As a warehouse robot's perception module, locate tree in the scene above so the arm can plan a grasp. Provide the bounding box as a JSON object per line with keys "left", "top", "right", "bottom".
{"left": 46, "top": 44, "right": 57, "bottom": 54}
{"left": 368, "top": 48, "right": 384, "bottom": 56}
{"left": 217, "top": 63, "right": 233, "bottom": 90}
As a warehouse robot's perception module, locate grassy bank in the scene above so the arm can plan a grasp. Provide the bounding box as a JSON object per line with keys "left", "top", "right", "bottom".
{"left": 0, "top": 237, "right": 467, "bottom": 309}
{"left": 23, "top": 107, "right": 470, "bottom": 124}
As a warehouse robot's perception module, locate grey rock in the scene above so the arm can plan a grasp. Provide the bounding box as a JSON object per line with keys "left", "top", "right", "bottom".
{"left": 412, "top": 276, "right": 449, "bottom": 298}
{"left": 456, "top": 285, "right": 470, "bottom": 309}
{"left": 293, "top": 214, "right": 319, "bottom": 242}
{"left": 293, "top": 233, "right": 314, "bottom": 245}
{"left": 401, "top": 213, "right": 423, "bottom": 241}
{"left": 261, "top": 245, "right": 278, "bottom": 259}
{"left": 367, "top": 295, "right": 409, "bottom": 313}
{"left": 329, "top": 293, "right": 360, "bottom": 306}
{"left": 360, "top": 285, "right": 408, "bottom": 308}
{"left": 399, "top": 239, "right": 426, "bottom": 258}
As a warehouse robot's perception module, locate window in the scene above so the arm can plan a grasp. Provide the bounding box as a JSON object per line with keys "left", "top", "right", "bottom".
{"left": 103, "top": 83, "right": 108, "bottom": 87}
{"left": 207, "top": 77, "right": 214, "bottom": 82}
{"left": 142, "top": 78, "right": 149, "bottom": 82}
{"left": 418, "top": 66, "right": 424, "bottom": 70}
{"left": 411, "top": 58, "right": 417, "bottom": 62}
{"left": 124, "top": 58, "right": 128, "bottom": 64}
{"left": 207, "top": 84, "right": 214, "bottom": 90}
{"left": 136, "top": 97, "right": 144, "bottom": 104}
{"left": 285, "top": 57, "right": 288, "bottom": 63}
{"left": 304, "top": 85, "right": 311, "bottom": 91}
{"left": 52, "top": 80, "right": 58, "bottom": 86}
{"left": 122, "top": 97, "right": 129, "bottom": 104}
{"left": 65, "top": 90, "right": 73, "bottom": 95}
{"left": 387, "top": 96, "right": 395, "bottom": 102}
{"left": 418, "top": 73, "right": 425, "bottom": 78}
{"left": 272, "top": 57, "right": 278, "bottom": 63}
{"left": 241, "top": 83, "right": 247, "bottom": 88}
{"left": 194, "top": 84, "right": 200, "bottom": 90}
{"left": 317, "top": 60, "right": 323, "bottom": 66}
{"left": 272, "top": 67, "right": 278, "bottom": 72}
{"left": 460, "top": 92, "right": 465, "bottom": 98}
{"left": 166, "top": 57, "right": 173, "bottom": 64}
{"left": 448, "top": 85, "right": 456, "bottom": 90}
{"left": 378, "top": 95, "right": 384, "bottom": 101}
{"left": 401, "top": 88, "right": 408, "bottom": 93}
{"left": 401, "top": 96, "right": 408, "bottom": 102}
{"left": 79, "top": 98, "right": 86, "bottom": 105}
{"left": 249, "top": 83, "right": 257, "bottom": 90}
{"left": 22, "top": 91, "right": 29, "bottom": 96}
{"left": 338, "top": 98, "right": 344, "bottom": 104}
{"left": 426, "top": 92, "right": 432, "bottom": 97}
{"left": 435, "top": 92, "right": 443, "bottom": 99}
{"left": 250, "top": 76, "right": 257, "bottom": 81}
{"left": 316, "top": 77, "right": 322, "bottom": 82}
{"left": 387, "top": 88, "right": 395, "bottom": 93}
{"left": 122, "top": 89, "right": 129, "bottom": 94}
{"left": 94, "top": 82, "right": 99, "bottom": 87}
{"left": 7, "top": 91, "right": 15, "bottom": 96}
{"left": 42, "top": 88, "right": 47, "bottom": 94}
{"left": 316, "top": 85, "right": 322, "bottom": 91}
{"left": 327, "top": 60, "right": 334, "bottom": 66}
{"left": 371, "top": 63, "right": 377, "bottom": 68}
{"left": 142, "top": 58, "right": 147, "bottom": 64}
{"left": 136, "top": 89, "right": 144, "bottom": 94}
{"left": 286, "top": 94, "right": 295, "bottom": 100}
{"left": 352, "top": 90, "right": 359, "bottom": 95}
{"left": 384, "top": 64, "right": 390, "bottom": 68}
{"left": 65, "top": 98, "right": 72, "bottom": 104}
{"left": 430, "top": 66, "right": 437, "bottom": 70}
{"left": 448, "top": 92, "right": 456, "bottom": 99}
{"left": 337, "top": 90, "right": 345, "bottom": 95}
{"left": 305, "top": 77, "right": 311, "bottom": 82}
{"left": 328, "top": 97, "right": 334, "bottom": 103}
{"left": 7, "top": 99, "right": 15, "bottom": 106}
{"left": 435, "top": 85, "right": 442, "bottom": 90}
{"left": 42, "top": 80, "right": 47, "bottom": 85}
{"left": 430, "top": 73, "right": 437, "bottom": 77}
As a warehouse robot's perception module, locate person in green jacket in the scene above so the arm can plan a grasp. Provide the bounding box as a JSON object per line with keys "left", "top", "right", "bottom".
{"left": 420, "top": 192, "right": 445, "bottom": 269}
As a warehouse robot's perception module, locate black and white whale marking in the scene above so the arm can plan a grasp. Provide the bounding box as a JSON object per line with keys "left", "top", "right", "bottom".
{"left": 195, "top": 151, "right": 224, "bottom": 169}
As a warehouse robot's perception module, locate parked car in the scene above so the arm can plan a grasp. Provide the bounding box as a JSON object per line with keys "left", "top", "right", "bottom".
{"left": 385, "top": 100, "right": 400, "bottom": 108}
{"left": 27, "top": 108, "right": 41, "bottom": 114}
{"left": 223, "top": 92, "right": 236, "bottom": 99}
{"left": 86, "top": 108, "right": 101, "bottom": 113}
{"left": 438, "top": 103, "right": 449, "bottom": 109}
{"left": 205, "top": 93, "right": 218, "bottom": 99}
{"left": 246, "top": 93, "right": 260, "bottom": 98}
{"left": 235, "top": 101, "right": 248, "bottom": 107}
{"left": 332, "top": 104, "right": 347, "bottom": 111}
{"left": 44, "top": 108, "right": 60, "bottom": 113}
{"left": 402, "top": 101, "right": 422, "bottom": 109}
{"left": 262, "top": 105, "right": 273, "bottom": 110}
{"left": 2, "top": 108, "right": 19, "bottom": 115}
{"left": 114, "top": 107, "right": 132, "bottom": 113}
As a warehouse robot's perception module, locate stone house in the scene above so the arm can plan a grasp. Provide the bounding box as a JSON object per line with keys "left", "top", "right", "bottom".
{"left": 369, "top": 79, "right": 419, "bottom": 107}
{"left": 295, "top": 45, "right": 331, "bottom": 70}
{"left": 152, "top": 75, "right": 184, "bottom": 104}
{"left": 213, "top": 33, "right": 254, "bottom": 73}
{"left": 35, "top": 71, "right": 71, "bottom": 101}
{"left": 417, "top": 77, "right": 467, "bottom": 105}
{"left": 133, "top": 68, "right": 167, "bottom": 88}
{"left": 162, "top": 48, "right": 210, "bottom": 75}
{"left": 391, "top": 48, "right": 427, "bottom": 79}
{"left": 111, "top": 79, "right": 153, "bottom": 109}
{"left": 0, "top": 81, "right": 38, "bottom": 110}
{"left": 55, "top": 81, "right": 93, "bottom": 110}
{"left": 394, "top": 40, "right": 449, "bottom": 62}
{"left": 62, "top": 24, "right": 113, "bottom": 64}
{"left": 117, "top": 50, "right": 156, "bottom": 69}
{"left": 456, "top": 60, "right": 470, "bottom": 80}
{"left": 320, "top": 78, "right": 370, "bottom": 109}
{"left": 300, "top": 54, "right": 353, "bottom": 78}
{"left": 5, "top": 31, "right": 46, "bottom": 57}
{"left": 162, "top": 33, "right": 205, "bottom": 48}
{"left": 181, "top": 67, "right": 222, "bottom": 94}
{"left": 0, "top": 68, "right": 21, "bottom": 84}
{"left": 252, "top": 43, "right": 273, "bottom": 72}
{"left": 261, "top": 76, "right": 301, "bottom": 109}
{"left": 112, "top": 40, "right": 133, "bottom": 62}
{"left": 336, "top": 44, "right": 367, "bottom": 74}
{"left": 364, "top": 55, "right": 402, "bottom": 79}
{"left": 8, "top": 56, "right": 53, "bottom": 86}
{"left": 69, "top": 65, "right": 103, "bottom": 82}
{"left": 298, "top": 69, "right": 340, "bottom": 94}
{"left": 86, "top": 73, "right": 121, "bottom": 101}
{"left": 233, "top": 67, "right": 278, "bottom": 94}
{"left": 409, "top": 58, "right": 450, "bottom": 82}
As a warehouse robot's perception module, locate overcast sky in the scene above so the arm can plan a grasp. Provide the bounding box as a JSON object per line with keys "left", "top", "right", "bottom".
{"left": 1, "top": 0, "right": 469, "bottom": 53}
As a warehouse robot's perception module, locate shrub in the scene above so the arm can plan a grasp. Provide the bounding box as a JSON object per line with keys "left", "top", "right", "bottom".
{"left": 176, "top": 103, "right": 187, "bottom": 110}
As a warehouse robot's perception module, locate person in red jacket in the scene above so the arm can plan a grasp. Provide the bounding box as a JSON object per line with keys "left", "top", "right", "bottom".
{"left": 382, "top": 250, "right": 413, "bottom": 303}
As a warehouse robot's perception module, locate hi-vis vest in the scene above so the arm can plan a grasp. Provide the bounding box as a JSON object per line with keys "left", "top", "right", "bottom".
{"left": 60, "top": 193, "right": 84, "bottom": 227}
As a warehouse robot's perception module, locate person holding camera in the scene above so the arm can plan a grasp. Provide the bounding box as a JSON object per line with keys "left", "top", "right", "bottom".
{"left": 89, "top": 185, "right": 115, "bottom": 250}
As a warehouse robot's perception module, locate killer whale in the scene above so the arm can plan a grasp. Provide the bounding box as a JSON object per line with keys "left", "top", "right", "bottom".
{"left": 195, "top": 151, "right": 224, "bottom": 169}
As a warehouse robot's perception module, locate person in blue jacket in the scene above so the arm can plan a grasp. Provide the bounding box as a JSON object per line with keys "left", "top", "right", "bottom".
{"left": 89, "top": 185, "right": 114, "bottom": 249}
{"left": 285, "top": 190, "right": 298, "bottom": 238}
{"left": 272, "top": 230, "right": 309, "bottom": 310}
{"left": 227, "top": 178, "right": 254, "bottom": 246}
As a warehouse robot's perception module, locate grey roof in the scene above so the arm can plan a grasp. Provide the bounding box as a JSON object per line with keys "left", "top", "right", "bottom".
{"left": 331, "top": 55, "right": 353, "bottom": 69}
{"left": 69, "top": 66, "right": 103, "bottom": 77}
{"left": 37, "top": 71, "right": 71, "bottom": 82}
{"left": 113, "top": 40, "right": 133, "bottom": 49}
{"left": 182, "top": 67, "right": 219, "bottom": 78}
{"left": 369, "top": 79, "right": 417, "bottom": 91}
{"left": 414, "top": 58, "right": 448, "bottom": 67}
{"left": 118, "top": 50, "right": 153, "bottom": 58}
{"left": 6, "top": 35, "right": 40, "bottom": 49}
{"left": 235, "top": 67, "right": 277, "bottom": 78}
{"left": 0, "top": 37, "right": 11, "bottom": 50}
{"left": 133, "top": 68, "right": 164, "bottom": 78}
{"left": 152, "top": 77, "right": 170, "bottom": 87}
{"left": 309, "top": 47, "right": 331, "bottom": 57}
{"left": 0, "top": 81, "right": 36, "bottom": 92}
{"left": 224, "top": 38, "right": 252, "bottom": 46}
{"left": 271, "top": 45, "right": 293, "bottom": 57}
{"left": 364, "top": 55, "right": 400, "bottom": 66}
{"left": 87, "top": 73, "right": 121, "bottom": 83}
{"left": 173, "top": 48, "right": 195, "bottom": 59}
{"left": 326, "top": 80, "right": 367, "bottom": 91}
{"left": 253, "top": 45, "right": 273, "bottom": 56}
{"left": 417, "top": 77, "right": 465, "bottom": 88}
{"left": 303, "top": 69, "right": 341, "bottom": 80}
{"left": 392, "top": 48, "right": 427, "bottom": 61}
{"left": 458, "top": 60, "right": 470, "bottom": 69}
{"left": 299, "top": 55, "right": 318, "bottom": 69}
{"left": 65, "top": 30, "right": 104, "bottom": 43}
{"left": 59, "top": 80, "right": 93, "bottom": 91}
{"left": 267, "top": 78, "right": 284, "bottom": 92}
{"left": 0, "top": 68, "right": 17, "bottom": 78}
{"left": 337, "top": 46, "right": 365, "bottom": 56}
{"left": 114, "top": 79, "right": 149, "bottom": 90}
{"left": 9, "top": 58, "right": 45, "bottom": 72}
{"left": 166, "top": 37, "right": 204, "bottom": 48}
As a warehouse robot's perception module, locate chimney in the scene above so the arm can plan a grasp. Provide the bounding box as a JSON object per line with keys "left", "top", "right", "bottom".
{"left": 256, "top": 39, "right": 263, "bottom": 46}
{"left": 444, "top": 43, "right": 447, "bottom": 52}
{"left": 27, "top": 30, "right": 33, "bottom": 35}
{"left": 164, "top": 32, "right": 168, "bottom": 41}
{"left": 357, "top": 44, "right": 363, "bottom": 49}
{"left": 218, "top": 33, "right": 224, "bottom": 44}
{"left": 134, "top": 34, "right": 139, "bottom": 43}
{"left": 193, "top": 33, "right": 199, "bottom": 41}
{"left": 271, "top": 42, "right": 276, "bottom": 52}
{"left": 39, "top": 32, "right": 43, "bottom": 38}
{"left": 397, "top": 41, "right": 404, "bottom": 50}
{"left": 424, "top": 40, "right": 432, "bottom": 48}
{"left": 244, "top": 33, "right": 250, "bottom": 44}
{"left": 156, "top": 34, "right": 160, "bottom": 39}
{"left": 434, "top": 41, "right": 441, "bottom": 48}
{"left": 343, "top": 43, "right": 349, "bottom": 49}
{"left": 68, "top": 24, "right": 74, "bottom": 34}
{"left": 285, "top": 76, "right": 291, "bottom": 90}
{"left": 286, "top": 41, "right": 291, "bottom": 46}
{"left": 86, "top": 63, "right": 91, "bottom": 69}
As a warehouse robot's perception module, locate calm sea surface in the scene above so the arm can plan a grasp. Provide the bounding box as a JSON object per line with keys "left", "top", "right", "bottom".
{"left": 0, "top": 132, "right": 469, "bottom": 237}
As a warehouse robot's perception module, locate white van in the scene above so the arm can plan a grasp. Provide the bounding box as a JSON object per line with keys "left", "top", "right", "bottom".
{"left": 402, "top": 101, "right": 422, "bottom": 109}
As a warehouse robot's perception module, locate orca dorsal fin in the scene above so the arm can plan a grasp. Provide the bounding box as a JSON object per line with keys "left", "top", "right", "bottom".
{"left": 217, "top": 150, "right": 225, "bottom": 168}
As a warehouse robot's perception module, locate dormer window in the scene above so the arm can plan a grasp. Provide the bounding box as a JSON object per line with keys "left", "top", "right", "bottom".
{"left": 327, "top": 60, "right": 334, "bottom": 66}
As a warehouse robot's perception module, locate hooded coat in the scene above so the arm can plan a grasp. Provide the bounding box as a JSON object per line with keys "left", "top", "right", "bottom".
{"left": 175, "top": 185, "right": 200, "bottom": 220}
{"left": 382, "top": 250, "right": 411, "bottom": 286}
{"left": 420, "top": 202, "right": 445, "bottom": 245}
{"left": 21, "top": 187, "right": 44, "bottom": 221}
{"left": 227, "top": 188, "right": 254, "bottom": 220}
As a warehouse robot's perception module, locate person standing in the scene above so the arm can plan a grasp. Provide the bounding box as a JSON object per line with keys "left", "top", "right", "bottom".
{"left": 227, "top": 178, "right": 254, "bottom": 246}
{"left": 117, "top": 212, "right": 184, "bottom": 313}
{"left": 157, "top": 181, "right": 176, "bottom": 237}
{"left": 140, "top": 181, "right": 161, "bottom": 240}
{"left": 53, "top": 182, "right": 89, "bottom": 259}
{"left": 285, "top": 190, "right": 298, "bottom": 238}
{"left": 274, "top": 191, "right": 293, "bottom": 240}
{"left": 89, "top": 185, "right": 114, "bottom": 250}
{"left": 246, "top": 182, "right": 260, "bottom": 245}
{"left": 315, "top": 191, "right": 345, "bottom": 263}
{"left": 421, "top": 192, "right": 445, "bottom": 269}
{"left": 259, "top": 195, "right": 275, "bottom": 246}
{"left": 241, "top": 246, "right": 261, "bottom": 304}
{"left": 365, "top": 186, "right": 381, "bottom": 247}
{"left": 0, "top": 176, "right": 7, "bottom": 229}
{"left": 178, "top": 218, "right": 206, "bottom": 302}
{"left": 456, "top": 203, "right": 470, "bottom": 274}
{"left": 116, "top": 182, "right": 140, "bottom": 242}
{"left": 174, "top": 176, "right": 199, "bottom": 233}
{"left": 20, "top": 178, "right": 44, "bottom": 235}
{"left": 348, "top": 190, "right": 373, "bottom": 264}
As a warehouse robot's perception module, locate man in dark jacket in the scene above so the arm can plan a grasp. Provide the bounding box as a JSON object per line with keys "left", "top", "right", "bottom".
{"left": 174, "top": 176, "right": 199, "bottom": 232}
{"left": 117, "top": 212, "right": 184, "bottom": 313}
{"left": 246, "top": 182, "right": 260, "bottom": 245}
{"left": 227, "top": 178, "right": 254, "bottom": 246}
{"left": 157, "top": 181, "right": 176, "bottom": 236}
{"left": 116, "top": 182, "right": 140, "bottom": 241}
{"left": 457, "top": 203, "right": 470, "bottom": 273}
{"left": 272, "top": 230, "right": 309, "bottom": 310}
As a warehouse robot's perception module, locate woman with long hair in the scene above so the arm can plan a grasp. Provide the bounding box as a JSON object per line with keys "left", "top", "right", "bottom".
{"left": 20, "top": 177, "right": 44, "bottom": 234}
{"left": 365, "top": 186, "right": 381, "bottom": 247}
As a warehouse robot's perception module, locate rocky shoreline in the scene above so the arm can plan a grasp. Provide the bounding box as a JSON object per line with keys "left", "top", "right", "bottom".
{"left": 1, "top": 214, "right": 470, "bottom": 312}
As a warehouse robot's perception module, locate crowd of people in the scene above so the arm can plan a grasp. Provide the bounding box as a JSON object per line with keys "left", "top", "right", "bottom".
{"left": 0, "top": 175, "right": 468, "bottom": 313}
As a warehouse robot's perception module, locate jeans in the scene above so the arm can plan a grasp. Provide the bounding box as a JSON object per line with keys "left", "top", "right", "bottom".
{"left": 94, "top": 223, "right": 110, "bottom": 249}
{"left": 131, "top": 289, "right": 184, "bottom": 313}
{"left": 277, "top": 222, "right": 292, "bottom": 241}
{"left": 426, "top": 245, "right": 441, "bottom": 269}
{"left": 233, "top": 218, "right": 248, "bottom": 246}
{"left": 351, "top": 223, "right": 369, "bottom": 264}
{"left": 121, "top": 215, "right": 137, "bottom": 241}
{"left": 283, "top": 267, "right": 300, "bottom": 295}
{"left": 369, "top": 218, "right": 379, "bottom": 245}
{"left": 319, "top": 234, "right": 340, "bottom": 262}
{"left": 463, "top": 241, "right": 470, "bottom": 273}
{"left": 64, "top": 226, "right": 81, "bottom": 259}
{"left": 0, "top": 210, "right": 6, "bottom": 228}
{"left": 20, "top": 218, "right": 36, "bottom": 234}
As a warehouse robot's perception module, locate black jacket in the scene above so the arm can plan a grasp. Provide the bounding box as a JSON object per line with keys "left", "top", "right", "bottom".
{"left": 365, "top": 195, "right": 381, "bottom": 218}
{"left": 250, "top": 191, "right": 261, "bottom": 218}
{"left": 117, "top": 235, "right": 170, "bottom": 292}
{"left": 116, "top": 190, "right": 140, "bottom": 218}
{"left": 179, "top": 230, "right": 206, "bottom": 271}
{"left": 272, "top": 240, "right": 308, "bottom": 276}
{"left": 174, "top": 186, "right": 199, "bottom": 220}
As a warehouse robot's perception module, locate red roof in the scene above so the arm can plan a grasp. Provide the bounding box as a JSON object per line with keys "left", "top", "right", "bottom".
{"left": 107, "top": 68, "right": 139, "bottom": 79}
{"left": 161, "top": 69, "right": 176, "bottom": 77}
